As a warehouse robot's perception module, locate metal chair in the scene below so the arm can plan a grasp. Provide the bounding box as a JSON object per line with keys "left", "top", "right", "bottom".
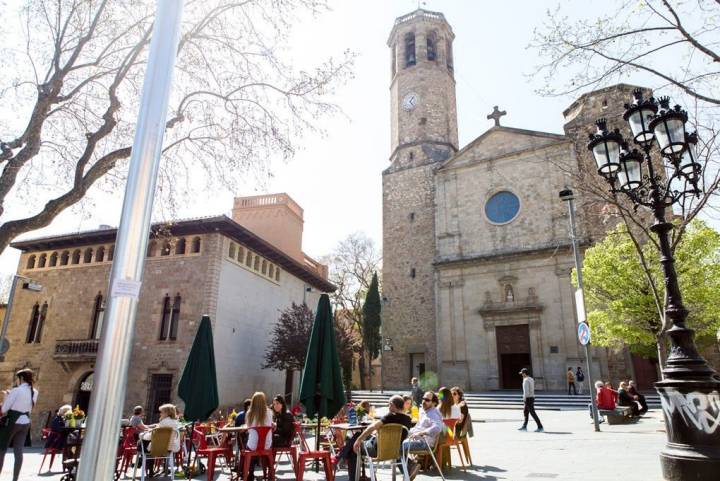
{"left": 39, "top": 428, "right": 64, "bottom": 473}
{"left": 404, "top": 433, "right": 445, "bottom": 481}
{"left": 131, "top": 426, "right": 175, "bottom": 481}
{"left": 362, "top": 423, "right": 410, "bottom": 481}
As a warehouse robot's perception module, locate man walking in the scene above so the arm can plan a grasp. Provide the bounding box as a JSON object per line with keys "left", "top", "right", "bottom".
{"left": 410, "top": 377, "right": 423, "bottom": 407}
{"left": 519, "top": 368, "right": 544, "bottom": 432}
{"left": 567, "top": 367, "right": 577, "bottom": 395}
{"left": 575, "top": 366, "right": 585, "bottom": 395}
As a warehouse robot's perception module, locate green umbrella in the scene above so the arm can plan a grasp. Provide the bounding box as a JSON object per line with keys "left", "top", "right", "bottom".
{"left": 178, "top": 315, "right": 219, "bottom": 475}
{"left": 178, "top": 315, "right": 219, "bottom": 421}
{"left": 299, "top": 294, "right": 346, "bottom": 420}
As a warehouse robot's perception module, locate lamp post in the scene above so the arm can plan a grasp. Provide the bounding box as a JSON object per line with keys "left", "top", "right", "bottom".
{"left": 587, "top": 89, "right": 720, "bottom": 480}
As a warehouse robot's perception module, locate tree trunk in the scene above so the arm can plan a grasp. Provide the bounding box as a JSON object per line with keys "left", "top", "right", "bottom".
{"left": 656, "top": 336, "right": 669, "bottom": 380}
{"left": 358, "top": 350, "right": 367, "bottom": 390}
{"left": 284, "top": 369, "right": 294, "bottom": 405}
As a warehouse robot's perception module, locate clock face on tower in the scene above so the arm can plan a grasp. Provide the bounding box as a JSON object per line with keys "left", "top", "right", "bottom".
{"left": 402, "top": 92, "right": 419, "bottom": 111}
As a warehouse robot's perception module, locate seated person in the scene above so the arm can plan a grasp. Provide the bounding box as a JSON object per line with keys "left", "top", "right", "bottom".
{"left": 130, "top": 405, "right": 149, "bottom": 438}
{"left": 336, "top": 395, "right": 411, "bottom": 481}
{"left": 628, "top": 380, "right": 648, "bottom": 414}
{"left": 617, "top": 381, "right": 640, "bottom": 416}
{"left": 403, "top": 392, "right": 443, "bottom": 480}
{"left": 235, "top": 398, "right": 252, "bottom": 427}
{"left": 271, "top": 395, "right": 295, "bottom": 447}
{"left": 403, "top": 395, "right": 413, "bottom": 415}
{"left": 45, "top": 404, "right": 72, "bottom": 450}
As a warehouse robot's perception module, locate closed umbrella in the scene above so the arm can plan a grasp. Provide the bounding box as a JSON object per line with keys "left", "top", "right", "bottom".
{"left": 178, "top": 315, "right": 219, "bottom": 474}
{"left": 299, "top": 294, "right": 346, "bottom": 454}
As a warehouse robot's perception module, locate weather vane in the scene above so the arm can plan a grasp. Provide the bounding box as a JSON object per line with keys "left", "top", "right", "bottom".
{"left": 417, "top": 0, "right": 427, "bottom": 9}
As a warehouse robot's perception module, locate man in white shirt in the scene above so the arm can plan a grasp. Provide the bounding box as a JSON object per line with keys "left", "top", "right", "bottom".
{"left": 518, "top": 367, "right": 544, "bottom": 432}
{"left": 402, "top": 391, "right": 443, "bottom": 479}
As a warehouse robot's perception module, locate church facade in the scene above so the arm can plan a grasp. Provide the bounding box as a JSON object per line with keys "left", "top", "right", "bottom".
{"left": 381, "top": 9, "right": 648, "bottom": 391}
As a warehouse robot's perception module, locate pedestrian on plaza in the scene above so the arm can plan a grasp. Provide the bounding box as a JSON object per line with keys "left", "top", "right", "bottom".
{"left": 0, "top": 368, "right": 38, "bottom": 481}
{"left": 410, "top": 377, "right": 423, "bottom": 407}
{"left": 518, "top": 368, "right": 544, "bottom": 432}
{"left": 617, "top": 381, "right": 640, "bottom": 416}
{"left": 566, "top": 367, "right": 577, "bottom": 395}
{"left": 575, "top": 367, "right": 585, "bottom": 395}
{"left": 628, "top": 381, "right": 648, "bottom": 415}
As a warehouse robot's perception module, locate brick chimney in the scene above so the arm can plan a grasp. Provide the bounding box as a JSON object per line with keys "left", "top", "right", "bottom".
{"left": 232, "top": 193, "right": 304, "bottom": 263}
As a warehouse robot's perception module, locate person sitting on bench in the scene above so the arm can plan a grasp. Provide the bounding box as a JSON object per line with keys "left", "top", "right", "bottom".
{"left": 617, "top": 382, "right": 640, "bottom": 416}
{"left": 628, "top": 381, "right": 649, "bottom": 415}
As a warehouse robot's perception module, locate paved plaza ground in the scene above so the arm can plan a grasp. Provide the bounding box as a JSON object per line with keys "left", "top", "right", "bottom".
{"left": 5, "top": 408, "right": 666, "bottom": 481}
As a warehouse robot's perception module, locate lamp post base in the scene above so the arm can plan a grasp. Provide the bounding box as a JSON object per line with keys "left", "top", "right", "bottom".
{"left": 656, "top": 379, "right": 720, "bottom": 481}
{"left": 660, "top": 444, "right": 720, "bottom": 481}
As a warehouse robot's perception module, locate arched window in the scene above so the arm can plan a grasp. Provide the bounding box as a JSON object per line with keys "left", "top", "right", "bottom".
{"left": 175, "top": 238, "right": 186, "bottom": 255}
{"left": 26, "top": 302, "right": 46, "bottom": 343}
{"left": 245, "top": 251, "right": 252, "bottom": 267}
{"left": 161, "top": 241, "right": 171, "bottom": 256}
{"left": 268, "top": 265, "right": 274, "bottom": 278}
{"left": 159, "top": 293, "right": 181, "bottom": 341}
{"left": 426, "top": 32, "right": 437, "bottom": 61}
{"left": 96, "top": 246, "right": 105, "bottom": 262}
{"left": 83, "top": 248, "right": 93, "bottom": 263}
{"left": 60, "top": 251, "right": 70, "bottom": 266}
{"left": 90, "top": 292, "right": 105, "bottom": 339}
{"left": 49, "top": 252, "right": 58, "bottom": 267}
{"left": 505, "top": 284, "right": 515, "bottom": 303}
{"left": 191, "top": 237, "right": 201, "bottom": 254}
{"left": 404, "top": 32, "right": 416, "bottom": 67}
{"left": 237, "top": 246, "right": 244, "bottom": 262}
{"left": 253, "top": 256, "right": 260, "bottom": 271}
{"left": 26, "top": 255, "right": 36, "bottom": 269}
{"left": 446, "top": 38, "right": 453, "bottom": 71}
{"left": 147, "top": 241, "right": 157, "bottom": 257}
{"left": 108, "top": 245, "right": 114, "bottom": 261}
{"left": 38, "top": 254, "right": 47, "bottom": 268}
{"left": 275, "top": 269, "right": 280, "bottom": 282}
{"left": 71, "top": 250, "right": 81, "bottom": 265}
{"left": 261, "top": 260, "right": 267, "bottom": 275}
{"left": 229, "top": 243, "right": 236, "bottom": 259}
{"left": 26, "top": 303, "right": 40, "bottom": 343}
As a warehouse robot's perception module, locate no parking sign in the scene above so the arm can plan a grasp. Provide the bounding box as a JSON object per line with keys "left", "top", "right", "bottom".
{"left": 577, "top": 322, "right": 591, "bottom": 345}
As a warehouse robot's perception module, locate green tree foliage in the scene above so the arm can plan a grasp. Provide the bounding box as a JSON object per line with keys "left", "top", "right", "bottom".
{"left": 577, "top": 220, "right": 720, "bottom": 357}
{"left": 362, "top": 272, "right": 382, "bottom": 360}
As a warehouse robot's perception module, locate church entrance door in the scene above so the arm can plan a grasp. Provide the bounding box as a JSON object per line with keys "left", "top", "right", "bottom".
{"left": 496, "top": 325, "right": 531, "bottom": 390}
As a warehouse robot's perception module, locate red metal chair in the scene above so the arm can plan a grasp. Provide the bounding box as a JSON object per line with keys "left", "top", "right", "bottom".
{"left": 241, "top": 426, "right": 275, "bottom": 481}
{"left": 273, "top": 422, "right": 299, "bottom": 473}
{"left": 192, "top": 427, "right": 233, "bottom": 481}
{"left": 38, "top": 428, "right": 63, "bottom": 473}
{"left": 296, "top": 424, "right": 334, "bottom": 481}
{"left": 116, "top": 427, "right": 138, "bottom": 476}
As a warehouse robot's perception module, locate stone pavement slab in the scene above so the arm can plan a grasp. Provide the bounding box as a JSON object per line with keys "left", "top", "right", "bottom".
{"left": 3, "top": 409, "right": 666, "bottom": 480}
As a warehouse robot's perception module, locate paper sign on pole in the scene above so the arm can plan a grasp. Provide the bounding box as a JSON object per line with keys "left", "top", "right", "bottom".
{"left": 575, "top": 288, "right": 586, "bottom": 324}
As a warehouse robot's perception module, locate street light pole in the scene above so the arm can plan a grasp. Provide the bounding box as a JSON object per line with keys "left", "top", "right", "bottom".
{"left": 559, "top": 189, "right": 601, "bottom": 432}
{"left": 75, "top": 2, "right": 184, "bottom": 480}
{"left": 588, "top": 89, "right": 720, "bottom": 480}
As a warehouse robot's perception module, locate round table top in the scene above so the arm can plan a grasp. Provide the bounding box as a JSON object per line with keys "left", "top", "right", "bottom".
{"left": 218, "top": 425, "right": 247, "bottom": 433}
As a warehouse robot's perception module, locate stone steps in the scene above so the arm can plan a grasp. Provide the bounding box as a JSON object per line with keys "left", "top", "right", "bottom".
{"left": 350, "top": 390, "right": 661, "bottom": 411}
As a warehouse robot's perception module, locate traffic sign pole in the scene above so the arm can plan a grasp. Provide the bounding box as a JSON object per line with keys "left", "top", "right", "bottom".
{"left": 560, "top": 189, "right": 601, "bottom": 432}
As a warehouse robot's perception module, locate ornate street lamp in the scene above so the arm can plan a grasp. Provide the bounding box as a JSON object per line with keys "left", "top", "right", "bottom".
{"left": 588, "top": 88, "right": 719, "bottom": 481}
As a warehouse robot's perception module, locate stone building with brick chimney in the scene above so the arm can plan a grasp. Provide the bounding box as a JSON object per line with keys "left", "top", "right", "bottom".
{"left": 381, "top": 8, "right": 673, "bottom": 391}
{"left": 0, "top": 193, "right": 332, "bottom": 436}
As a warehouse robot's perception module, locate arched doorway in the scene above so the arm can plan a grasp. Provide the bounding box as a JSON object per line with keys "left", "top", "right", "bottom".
{"left": 74, "top": 371, "right": 93, "bottom": 414}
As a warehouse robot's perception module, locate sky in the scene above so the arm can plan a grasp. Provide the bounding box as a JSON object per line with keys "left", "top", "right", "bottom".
{"left": 0, "top": 0, "right": 711, "bottom": 276}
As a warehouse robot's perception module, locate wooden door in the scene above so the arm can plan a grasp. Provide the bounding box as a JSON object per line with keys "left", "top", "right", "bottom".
{"left": 496, "top": 325, "right": 531, "bottom": 389}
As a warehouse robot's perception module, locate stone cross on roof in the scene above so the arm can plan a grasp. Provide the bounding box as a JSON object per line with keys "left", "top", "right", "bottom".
{"left": 487, "top": 106, "right": 507, "bottom": 127}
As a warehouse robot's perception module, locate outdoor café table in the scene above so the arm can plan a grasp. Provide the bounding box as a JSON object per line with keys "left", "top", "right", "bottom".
{"left": 328, "top": 423, "right": 371, "bottom": 481}
{"left": 218, "top": 424, "right": 248, "bottom": 459}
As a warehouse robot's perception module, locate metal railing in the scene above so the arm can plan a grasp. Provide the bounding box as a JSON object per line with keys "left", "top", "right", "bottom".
{"left": 54, "top": 339, "right": 99, "bottom": 358}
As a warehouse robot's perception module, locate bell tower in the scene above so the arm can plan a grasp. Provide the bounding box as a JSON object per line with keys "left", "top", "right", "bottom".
{"left": 382, "top": 9, "right": 458, "bottom": 388}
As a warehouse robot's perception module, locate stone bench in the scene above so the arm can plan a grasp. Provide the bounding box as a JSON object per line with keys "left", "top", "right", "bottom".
{"left": 599, "top": 406, "right": 634, "bottom": 424}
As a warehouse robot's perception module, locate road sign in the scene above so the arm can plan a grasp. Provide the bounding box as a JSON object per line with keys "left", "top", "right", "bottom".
{"left": 578, "top": 322, "right": 591, "bottom": 345}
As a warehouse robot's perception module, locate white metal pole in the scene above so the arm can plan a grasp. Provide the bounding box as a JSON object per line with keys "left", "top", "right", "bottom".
{"left": 76, "top": 2, "right": 184, "bottom": 480}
